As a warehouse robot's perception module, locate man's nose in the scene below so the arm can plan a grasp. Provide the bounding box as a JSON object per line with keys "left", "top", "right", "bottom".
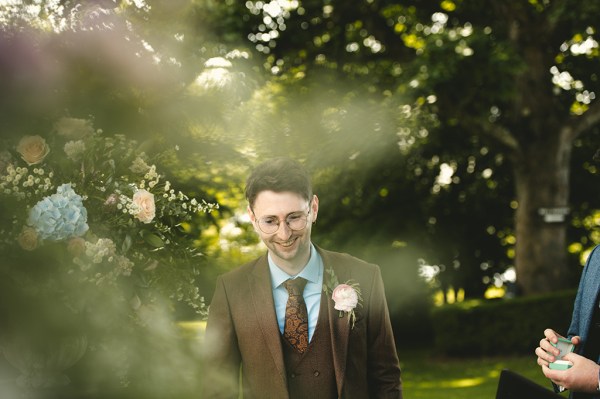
{"left": 276, "top": 221, "right": 292, "bottom": 239}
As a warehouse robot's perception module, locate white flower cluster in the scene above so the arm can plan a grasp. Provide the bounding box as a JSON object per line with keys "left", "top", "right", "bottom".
{"left": 73, "top": 237, "right": 135, "bottom": 285}
{"left": 135, "top": 164, "right": 160, "bottom": 190}
{"left": 161, "top": 180, "right": 218, "bottom": 214}
{"left": 84, "top": 237, "right": 117, "bottom": 264}
{"left": 0, "top": 165, "right": 54, "bottom": 198}
{"left": 64, "top": 140, "right": 86, "bottom": 161}
{"left": 129, "top": 156, "right": 150, "bottom": 174}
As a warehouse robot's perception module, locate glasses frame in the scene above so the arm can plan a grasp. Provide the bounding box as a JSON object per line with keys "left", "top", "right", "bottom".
{"left": 252, "top": 204, "right": 312, "bottom": 235}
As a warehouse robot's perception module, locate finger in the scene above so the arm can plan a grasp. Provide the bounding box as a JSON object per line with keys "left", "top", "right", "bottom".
{"left": 541, "top": 364, "right": 557, "bottom": 380}
{"left": 539, "top": 338, "right": 559, "bottom": 356}
{"left": 571, "top": 336, "right": 581, "bottom": 345}
{"left": 544, "top": 328, "right": 560, "bottom": 343}
{"left": 562, "top": 352, "right": 577, "bottom": 363}
{"left": 538, "top": 345, "right": 556, "bottom": 362}
{"left": 537, "top": 356, "right": 549, "bottom": 367}
{"left": 535, "top": 347, "right": 554, "bottom": 364}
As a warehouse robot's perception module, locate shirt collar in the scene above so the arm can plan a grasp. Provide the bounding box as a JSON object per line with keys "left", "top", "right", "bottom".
{"left": 268, "top": 243, "right": 321, "bottom": 289}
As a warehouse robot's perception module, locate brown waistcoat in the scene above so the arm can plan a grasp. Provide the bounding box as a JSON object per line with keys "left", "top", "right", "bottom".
{"left": 282, "top": 292, "right": 337, "bottom": 399}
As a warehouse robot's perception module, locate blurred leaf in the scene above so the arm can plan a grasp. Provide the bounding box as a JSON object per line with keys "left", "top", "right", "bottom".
{"left": 140, "top": 230, "right": 165, "bottom": 248}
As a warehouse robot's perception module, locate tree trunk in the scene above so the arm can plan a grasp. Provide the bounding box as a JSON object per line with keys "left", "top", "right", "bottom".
{"left": 513, "top": 134, "right": 572, "bottom": 295}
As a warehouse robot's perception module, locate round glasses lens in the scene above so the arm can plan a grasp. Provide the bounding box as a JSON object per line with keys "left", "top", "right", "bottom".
{"left": 258, "top": 218, "right": 279, "bottom": 234}
{"left": 287, "top": 215, "right": 308, "bottom": 231}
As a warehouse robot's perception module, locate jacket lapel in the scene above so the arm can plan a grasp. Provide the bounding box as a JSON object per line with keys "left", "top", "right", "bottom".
{"left": 249, "top": 256, "right": 288, "bottom": 387}
{"left": 320, "top": 249, "right": 351, "bottom": 397}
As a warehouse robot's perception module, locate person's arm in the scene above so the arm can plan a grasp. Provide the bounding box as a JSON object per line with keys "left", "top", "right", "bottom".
{"left": 202, "top": 275, "right": 241, "bottom": 399}
{"left": 366, "top": 266, "right": 403, "bottom": 399}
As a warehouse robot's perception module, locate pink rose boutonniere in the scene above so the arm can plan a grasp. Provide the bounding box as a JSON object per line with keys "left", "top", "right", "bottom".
{"left": 323, "top": 266, "right": 362, "bottom": 328}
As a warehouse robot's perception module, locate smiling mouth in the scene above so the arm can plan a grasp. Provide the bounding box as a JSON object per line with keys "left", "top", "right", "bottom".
{"left": 277, "top": 237, "right": 297, "bottom": 248}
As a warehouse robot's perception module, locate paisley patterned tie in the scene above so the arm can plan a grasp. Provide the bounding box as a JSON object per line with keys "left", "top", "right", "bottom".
{"left": 283, "top": 277, "right": 309, "bottom": 354}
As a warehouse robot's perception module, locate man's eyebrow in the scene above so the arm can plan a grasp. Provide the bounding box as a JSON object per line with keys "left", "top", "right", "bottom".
{"left": 259, "top": 210, "right": 305, "bottom": 218}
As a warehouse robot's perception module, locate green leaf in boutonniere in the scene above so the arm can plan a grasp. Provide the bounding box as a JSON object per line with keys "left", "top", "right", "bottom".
{"left": 323, "top": 266, "right": 362, "bottom": 329}
{"left": 323, "top": 266, "right": 340, "bottom": 294}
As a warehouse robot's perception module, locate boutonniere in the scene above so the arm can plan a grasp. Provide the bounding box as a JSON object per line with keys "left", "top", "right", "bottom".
{"left": 323, "top": 266, "right": 362, "bottom": 328}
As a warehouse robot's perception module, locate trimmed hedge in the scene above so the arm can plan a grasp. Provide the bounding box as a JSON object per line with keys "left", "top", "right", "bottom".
{"left": 431, "top": 290, "right": 577, "bottom": 357}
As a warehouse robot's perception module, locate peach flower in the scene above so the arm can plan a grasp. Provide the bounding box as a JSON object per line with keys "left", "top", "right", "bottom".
{"left": 132, "top": 189, "right": 155, "bottom": 224}
{"left": 16, "top": 135, "right": 50, "bottom": 165}
{"left": 67, "top": 237, "right": 87, "bottom": 257}
{"left": 17, "top": 226, "right": 39, "bottom": 251}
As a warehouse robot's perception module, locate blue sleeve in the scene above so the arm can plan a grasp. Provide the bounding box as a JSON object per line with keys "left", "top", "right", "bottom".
{"left": 567, "top": 244, "right": 600, "bottom": 340}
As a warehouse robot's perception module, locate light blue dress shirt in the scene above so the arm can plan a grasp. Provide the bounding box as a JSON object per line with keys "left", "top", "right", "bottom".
{"left": 268, "top": 244, "right": 324, "bottom": 342}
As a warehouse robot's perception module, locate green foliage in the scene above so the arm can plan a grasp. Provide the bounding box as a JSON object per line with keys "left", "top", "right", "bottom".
{"left": 200, "top": 0, "right": 600, "bottom": 297}
{"left": 431, "top": 290, "right": 577, "bottom": 357}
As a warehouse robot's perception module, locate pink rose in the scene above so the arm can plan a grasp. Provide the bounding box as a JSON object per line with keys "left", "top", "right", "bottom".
{"left": 16, "top": 135, "right": 50, "bottom": 165}
{"left": 332, "top": 284, "right": 359, "bottom": 312}
{"left": 132, "top": 189, "right": 155, "bottom": 224}
{"left": 17, "top": 226, "right": 38, "bottom": 251}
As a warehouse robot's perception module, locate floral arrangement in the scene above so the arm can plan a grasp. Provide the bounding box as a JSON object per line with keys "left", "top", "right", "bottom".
{"left": 323, "top": 266, "right": 362, "bottom": 328}
{"left": 0, "top": 117, "right": 218, "bottom": 329}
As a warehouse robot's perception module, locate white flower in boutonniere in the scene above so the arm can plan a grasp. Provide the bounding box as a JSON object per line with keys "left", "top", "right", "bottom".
{"left": 323, "top": 266, "right": 362, "bottom": 328}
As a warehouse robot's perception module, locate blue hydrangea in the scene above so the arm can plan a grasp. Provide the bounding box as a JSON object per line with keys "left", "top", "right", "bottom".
{"left": 28, "top": 183, "right": 89, "bottom": 241}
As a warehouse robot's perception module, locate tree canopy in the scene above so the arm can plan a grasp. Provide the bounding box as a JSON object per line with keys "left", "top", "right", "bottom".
{"left": 200, "top": 0, "right": 600, "bottom": 297}
{"left": 2, "top": 0, "right": 600, "bottom": 311}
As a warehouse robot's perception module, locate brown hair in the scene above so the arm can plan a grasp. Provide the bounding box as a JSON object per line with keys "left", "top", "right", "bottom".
{"left": 245, "top": 157, "right": 313, "bottom": 209}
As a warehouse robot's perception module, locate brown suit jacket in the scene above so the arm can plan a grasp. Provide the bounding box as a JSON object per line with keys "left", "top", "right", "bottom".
{"left": 202, "top": 246, "right": 402, "bottom": 399}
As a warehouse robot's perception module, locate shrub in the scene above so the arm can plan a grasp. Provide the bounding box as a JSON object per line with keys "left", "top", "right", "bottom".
{"left": 431, "top": 290, "right": 577, "bottom": 357}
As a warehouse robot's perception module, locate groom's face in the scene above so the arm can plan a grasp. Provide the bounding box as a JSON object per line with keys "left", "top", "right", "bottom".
{"left": 249, "top": 190, "right": 318, "bottom": 270}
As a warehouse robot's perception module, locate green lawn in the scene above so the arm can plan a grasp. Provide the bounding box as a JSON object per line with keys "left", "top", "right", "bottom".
{"left": 399, "top": 347, "right": 567, "bottom": 399}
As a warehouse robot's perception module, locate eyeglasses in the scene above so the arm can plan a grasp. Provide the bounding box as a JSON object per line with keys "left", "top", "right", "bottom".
{"left": 253, "top": 208, "right": 311, "bottom": 234}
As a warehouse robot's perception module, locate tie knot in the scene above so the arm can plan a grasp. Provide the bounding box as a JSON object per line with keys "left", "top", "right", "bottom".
{"left": 283, "top": 278, "right": 307, "bottom": 296}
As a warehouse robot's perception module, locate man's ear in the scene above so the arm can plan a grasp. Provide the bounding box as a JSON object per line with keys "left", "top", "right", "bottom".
{"left": 311, "top": 195, "right": 319, "bottom": 223}
{"left": 247, "top": 205, "right": 260, "bottom": 233}
{"left": 247, "top": 205, "right": 255, "bottom": 222}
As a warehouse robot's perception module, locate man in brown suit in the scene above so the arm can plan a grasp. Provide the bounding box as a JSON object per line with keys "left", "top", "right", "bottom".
{"left": 203, "top": 158, "right": 402, "bottom": 398}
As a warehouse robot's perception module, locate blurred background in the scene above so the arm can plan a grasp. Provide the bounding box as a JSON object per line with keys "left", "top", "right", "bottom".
{"left": 0, "top": 0, "right": 599, "bottom": 398}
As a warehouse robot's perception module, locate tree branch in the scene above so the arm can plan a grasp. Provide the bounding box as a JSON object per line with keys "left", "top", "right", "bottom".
{"left": 484, "top": 123, "right": 521, "bottom": 152}
{"left": 565, "top": 100, "right": 600, "bottom": 141}
{"left": 462, "top": 115, "right": 521, "bottom": 155}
